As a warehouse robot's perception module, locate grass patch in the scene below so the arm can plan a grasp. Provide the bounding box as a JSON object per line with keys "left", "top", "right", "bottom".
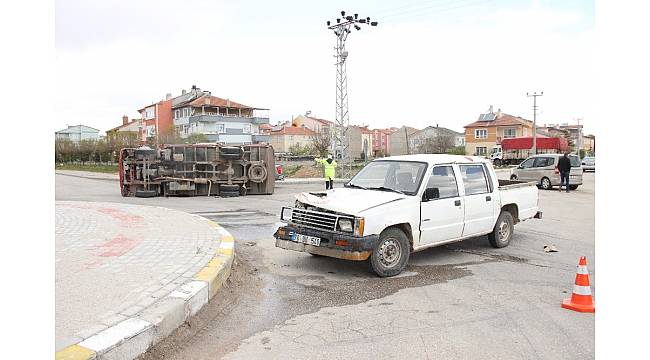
{"left": 55, "top": 163, "right": 118, "bottom": 174}
{"left": 282, "top": 165, "right": 303, "bottom": 177}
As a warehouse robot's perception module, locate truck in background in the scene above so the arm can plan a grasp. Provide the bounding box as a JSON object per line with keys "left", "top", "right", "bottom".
{"left": 490, "top": 136, "right": 569, "bottom": 166}
{"left": 119, "top": 143, "right": 275, "bottom": 198}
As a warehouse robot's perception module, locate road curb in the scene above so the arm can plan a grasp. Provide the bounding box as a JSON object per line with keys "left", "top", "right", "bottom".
{"left": 55, "top": 217, "right": 235, "bottom": 360}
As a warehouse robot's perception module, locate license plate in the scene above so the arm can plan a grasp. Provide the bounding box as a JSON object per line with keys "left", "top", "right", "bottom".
{"left": 290, "top": 232, "right": 321, "bottom": 246}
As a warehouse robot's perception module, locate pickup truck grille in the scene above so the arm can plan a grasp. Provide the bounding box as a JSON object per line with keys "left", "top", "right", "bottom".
{"left": 290, "top": 208, "right": 338, "bottom": 231}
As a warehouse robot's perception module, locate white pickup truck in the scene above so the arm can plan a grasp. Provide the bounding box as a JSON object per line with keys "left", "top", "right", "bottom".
{"left": 274, "top": 154, "right": 542, "bottom": 277}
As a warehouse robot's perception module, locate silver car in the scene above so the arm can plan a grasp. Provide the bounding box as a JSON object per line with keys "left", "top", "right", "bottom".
{"left": 511, "top": 154, "right": 583, "bottom": 190}
{"left": 581, "top": 156, "right": 595, "bottom": 172}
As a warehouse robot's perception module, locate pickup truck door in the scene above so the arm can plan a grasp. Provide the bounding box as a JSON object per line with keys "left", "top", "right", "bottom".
{"left": 459, "top": 164, "right": 496, "bottom": 237}
{"left": 419, "top": 165, "right": 465, "bottom": 246}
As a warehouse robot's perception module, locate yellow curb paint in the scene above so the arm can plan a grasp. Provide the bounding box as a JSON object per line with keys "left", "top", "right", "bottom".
{"left": 194, "top": 265, "right": 228, "bottom": 298}
{"left": 55, "top": 345, "right": 96, "bottom": 360}
{"left": 207, "top": 257, "right": 226, "bottom": 267}
{"left": 207, "top": 221, "right": 222, "bottom": 229}
{"left": 221, "top": 235, "right": 234, "bottom": 243}
{"left": 218, "top": 248, "right": 234, "bottom": 256}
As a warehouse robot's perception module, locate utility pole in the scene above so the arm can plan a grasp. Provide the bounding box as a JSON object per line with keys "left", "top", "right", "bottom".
{"left": 326, "top": 11, "right": 377, "bottom": 177}
{"left": 527, "top": 91, "right": 543, "bottom": 154}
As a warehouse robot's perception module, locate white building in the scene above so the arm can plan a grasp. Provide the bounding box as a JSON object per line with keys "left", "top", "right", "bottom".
{"left": 55, "top": 125, "right": 100, "bottom": 143}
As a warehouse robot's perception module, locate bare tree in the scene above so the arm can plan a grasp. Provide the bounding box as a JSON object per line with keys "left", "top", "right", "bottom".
{"left": 310, "top": 128, "right": 332, "bottom": 157}
{"left": 417, "top": 131, "right": 455, "bottom": 154}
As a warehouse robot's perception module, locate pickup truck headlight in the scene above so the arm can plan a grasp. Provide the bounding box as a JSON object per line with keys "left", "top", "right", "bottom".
{"left": 338, "top": 218, "right": 353, "bottom": 232}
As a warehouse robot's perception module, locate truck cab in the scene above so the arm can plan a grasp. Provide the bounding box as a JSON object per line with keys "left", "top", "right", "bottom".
{"left": 274, "top": 154, "right": 542, "bottom": 277}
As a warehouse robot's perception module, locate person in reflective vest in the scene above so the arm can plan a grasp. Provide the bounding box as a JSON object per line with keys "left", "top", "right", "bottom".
{"left": 315, "top": 154, "right": 337, "bottom": 190}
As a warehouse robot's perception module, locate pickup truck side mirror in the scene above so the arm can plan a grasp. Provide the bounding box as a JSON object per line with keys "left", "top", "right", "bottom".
{"left": 423, "top": 187, "right": 440, "bottom": 202}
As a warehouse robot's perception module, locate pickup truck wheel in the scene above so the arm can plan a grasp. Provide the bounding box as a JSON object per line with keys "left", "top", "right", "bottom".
{"left": 369, "top": 228, "right": 410, "bottom": 277}
{"left": 488, "top": 211, "right": 514, "bottom": 248}
{"left": 540, "top": 177, "right": 552, "bottom": 190}
{"left": 510, "top": 174, "right": 517, "bottom": 180}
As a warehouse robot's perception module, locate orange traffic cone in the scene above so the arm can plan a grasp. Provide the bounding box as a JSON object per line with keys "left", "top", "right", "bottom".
{"left": 562, "top": 256, "right": 595, "bottom": 313}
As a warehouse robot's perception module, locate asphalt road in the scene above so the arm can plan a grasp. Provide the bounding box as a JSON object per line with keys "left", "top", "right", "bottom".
{"left": 55, "top": 172, "right": 595, "bottom": 360}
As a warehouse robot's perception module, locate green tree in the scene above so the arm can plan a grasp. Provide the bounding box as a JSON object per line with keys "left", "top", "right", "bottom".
{"left": 289, "top": 143, "right": 313, "bottom": 155}
{"left": 447, "top": 146, "right": 466, "bottom": 155}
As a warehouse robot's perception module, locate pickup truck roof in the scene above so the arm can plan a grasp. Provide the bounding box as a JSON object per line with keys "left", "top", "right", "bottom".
{"left": 376, "top": 154, "right": 489, "bottom": 166}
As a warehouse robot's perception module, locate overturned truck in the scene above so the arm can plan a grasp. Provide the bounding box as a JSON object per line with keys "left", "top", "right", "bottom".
{"left": 119, "top": 143, "right": 275, "bottom": 197}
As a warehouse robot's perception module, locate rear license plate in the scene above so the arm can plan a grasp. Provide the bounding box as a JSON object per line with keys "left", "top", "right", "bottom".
{"left": 290, "top": 232, "right": 321, "bottom": 246}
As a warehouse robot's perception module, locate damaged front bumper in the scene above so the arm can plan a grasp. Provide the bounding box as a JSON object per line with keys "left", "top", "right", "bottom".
{"left": 274, "top": 225, "right": 379, "bottom": 261}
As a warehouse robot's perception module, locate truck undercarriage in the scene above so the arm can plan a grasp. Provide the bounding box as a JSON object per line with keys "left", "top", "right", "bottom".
{"left": 118, "top": 143, "right": 275, "bottom": 197}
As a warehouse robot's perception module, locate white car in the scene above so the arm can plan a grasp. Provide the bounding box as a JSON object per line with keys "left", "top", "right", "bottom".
{"left": 274, "top": 154, "right": 542, "bottom": 277}
{"left": 582, "top": 156, "right": 595, "bottom": 172}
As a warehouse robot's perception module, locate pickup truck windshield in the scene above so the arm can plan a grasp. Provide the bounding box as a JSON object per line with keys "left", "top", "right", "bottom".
{"left": 347, "top": 161, "right": 427, "bottom": 195}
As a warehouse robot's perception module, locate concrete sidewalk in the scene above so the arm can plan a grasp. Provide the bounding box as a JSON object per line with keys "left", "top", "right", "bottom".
{"left": 55, "top": 201, "right": 235, "bottom": 359}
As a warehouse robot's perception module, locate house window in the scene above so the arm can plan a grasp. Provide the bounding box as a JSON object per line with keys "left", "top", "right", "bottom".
{"left": 144, "top": 107, "right": 155, "bottom": 119}
{"left": 174, "top": 110, "right": 180, "bottom": 119}
{"left": 182, "top": 108, "right": 190, "bottom": 117}
{"left": 475, "top": 146, "right": 487, "bottom": 156}
{"left": 504, "top": 128, "right": 516, "bottom": 138}
{"left": 243, "top": 124, "right": 252, "bottom": 134}
{"left": 217, "top": 124, "right": 225, "bottom": 134}
{"left": 475, "top": 129, "right": 488, "bottom": 139}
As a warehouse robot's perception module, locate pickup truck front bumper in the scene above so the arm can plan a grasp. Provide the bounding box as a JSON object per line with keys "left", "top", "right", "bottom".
{"left": 274, "top": 224, "right": 379, "bottom": 261}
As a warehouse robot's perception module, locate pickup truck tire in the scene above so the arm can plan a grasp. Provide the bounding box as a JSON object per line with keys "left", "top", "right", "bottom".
{"left": 540, "top": 177, "right": 552, "bottom": 190}
{"left": 510, "top": 174, "right": 517, "bottom": 180}
{"left": 369, "top": 227, "right": 410, "bottom": 277}
{"left": 494, "top": 159, "right": 502, "bottom": 167}
{"left": 488, "top": 211, "right": 514, "bottom": 248}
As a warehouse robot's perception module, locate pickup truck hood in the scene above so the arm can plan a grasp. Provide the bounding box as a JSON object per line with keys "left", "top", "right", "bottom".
{"left": 295, "top": 187, "right": 406, "bottom": 215}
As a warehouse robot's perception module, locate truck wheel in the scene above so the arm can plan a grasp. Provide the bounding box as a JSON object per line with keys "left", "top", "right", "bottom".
{"left": 510, "top": 174, "right": 517, "bottom": 180}
{"left": 220, "top": 184, "right": 240, "bottom": 192}
{"left": 135, "top": 189, "right": 158, "bottom": 198}
{"left": 569, "top": 185, "right": 579, "bottom": 190}
{"left": 540, "top": 177, "right": 552, "bottom": 190}
{"left": 369, "top": 228, "right": 410, "bottom": 277}
{"left": 220, "top": 190, "right": 239, "bottom": 198}
{"left": 248, "top": 164, "right": 268, "bottom": 183}
{"left": 488, "top": 211, "right": 514, "bottom": 248}
{"left": 494, "top": 159, "right": 502, "bottom": 167}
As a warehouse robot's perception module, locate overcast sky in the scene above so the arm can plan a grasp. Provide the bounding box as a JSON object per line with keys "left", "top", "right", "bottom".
{"left": 55, "top": 0, "right": 594, "bottom": 135}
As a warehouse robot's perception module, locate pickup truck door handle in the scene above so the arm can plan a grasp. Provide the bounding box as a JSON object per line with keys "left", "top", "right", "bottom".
{"left": 486, "top": 196, "right": 491, "bottom": 201}
{"left": 454, "top": 200, "right": 461, "bottom": 206}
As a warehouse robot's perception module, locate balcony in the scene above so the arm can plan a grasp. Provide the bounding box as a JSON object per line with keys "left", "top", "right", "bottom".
{"left": 184, "top": 114, "right": 269, "bottom": 125}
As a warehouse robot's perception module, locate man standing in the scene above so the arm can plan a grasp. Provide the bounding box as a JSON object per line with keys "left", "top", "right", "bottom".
{"left": 557, "top": 152, "right": 572, "bottom": 192}
{"left": 315, "top": 154, "right": 337, "bottom": 190}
